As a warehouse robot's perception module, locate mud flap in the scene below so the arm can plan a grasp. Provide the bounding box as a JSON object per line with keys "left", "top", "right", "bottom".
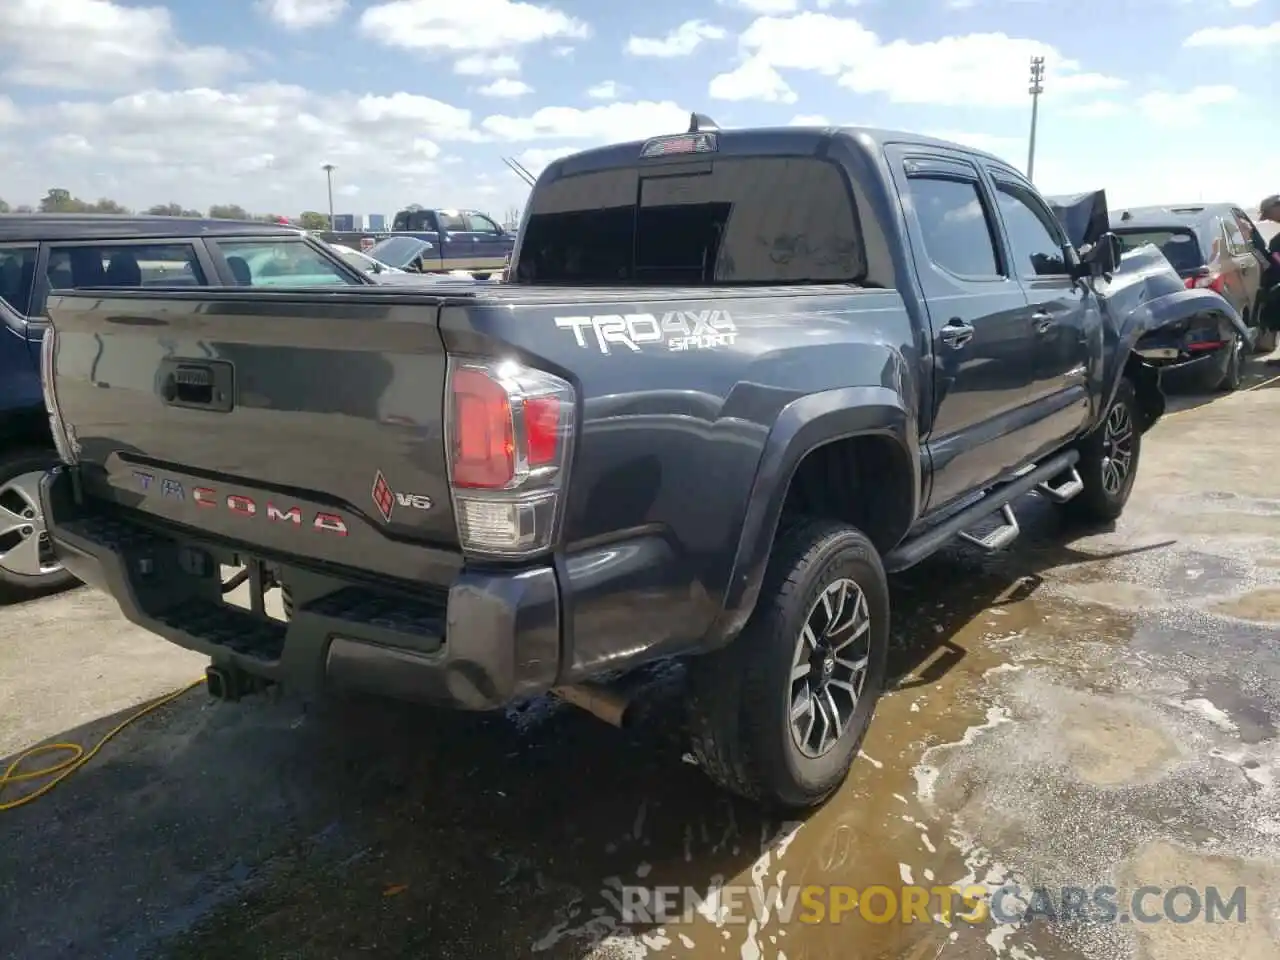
{"left": 1125, "top": 354, "right": 1165, "bottom": 433}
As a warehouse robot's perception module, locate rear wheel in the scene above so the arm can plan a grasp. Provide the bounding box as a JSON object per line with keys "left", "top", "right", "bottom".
{"left": 1062, "top": 378, "right": 1142, "bottom": 524}
{"left": 0, "top": 449, "right": 77, "bottom": 596}
{"left": 686, "top": 517, "right": 890, "bottom": 808}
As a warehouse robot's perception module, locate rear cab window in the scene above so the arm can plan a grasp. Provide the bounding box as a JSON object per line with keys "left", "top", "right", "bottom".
{"left": 45, "top": 242, "right": 206, "bottom": 291}
{"left": 213, "top": 238, "right": 360, "bottom": 287}
{"left": 1113, "top": 228, "right": 1204, "bottom": 274}
{"left": 515, "top": 154, "right": 867, "bottom": 285}
{"left": 0, "top": 245, "right": 39, "bottom": 316}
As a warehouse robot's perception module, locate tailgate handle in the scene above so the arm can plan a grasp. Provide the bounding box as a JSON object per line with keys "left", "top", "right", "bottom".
{"left": 159, "top": 359, "right": 234, "bottom": 412}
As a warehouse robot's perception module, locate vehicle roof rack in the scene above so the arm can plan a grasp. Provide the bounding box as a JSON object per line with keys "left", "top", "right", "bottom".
{"left": 688, "top": 112, "right": 720, "bottom": 133}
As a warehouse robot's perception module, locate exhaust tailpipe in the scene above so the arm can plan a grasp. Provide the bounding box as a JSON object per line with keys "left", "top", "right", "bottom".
{"left": 551, "top": 683, "right": 633, "bottom": 728}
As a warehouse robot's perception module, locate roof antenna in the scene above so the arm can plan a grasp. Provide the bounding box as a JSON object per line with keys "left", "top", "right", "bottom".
{"left": 688, "top": 112, "right": 719, "bottom": 133}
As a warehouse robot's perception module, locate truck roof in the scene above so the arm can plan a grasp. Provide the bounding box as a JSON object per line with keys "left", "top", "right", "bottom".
{"left": 540, "top": 124, "right": 1018, "bottom": 179}
{"left": 0, "top": 214, "right": 304, "bottom": 243}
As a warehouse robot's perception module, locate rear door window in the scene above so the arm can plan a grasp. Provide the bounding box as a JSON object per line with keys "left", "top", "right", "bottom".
{"left": 0, "top": 245, "right": 39, "bottom": 315}
{"left": 905, "top": 176, "right": 1002, "bottom": 279}
{"left": 213, "top": 239, "right": 359, "bottom": 286}
{"left": 1113, "top": 229, "right": 1203, "bottom": 273}
{"left": 515, "top": 156, "right": 866, "bottom": 285}
{"left": 45, "top": 243, "right": 206, "bottom": 290}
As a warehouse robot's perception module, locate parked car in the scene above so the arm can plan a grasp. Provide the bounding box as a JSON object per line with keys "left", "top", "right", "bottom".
{"left": 38, "top": 121, "right": 1226, "bottom": 807}
{"left": 327, "top": 242, "right": 404, "bottom": 276}
{"left": 322, "top": 207, "right": 515, "bottom": 277}
{"left": 0, "top": 214, "right": 369, "bottom": 597}
{"left": 1110, "top": 203, "right": 1275, "bottom": 358}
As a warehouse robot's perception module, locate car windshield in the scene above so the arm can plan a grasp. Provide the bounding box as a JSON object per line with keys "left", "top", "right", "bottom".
{"left": 1113, "top": 228, "right": 1203, "bottom": 273}
{"left": 335, "top": 248, "right": 376, "bottom": 272}
{"left": 368, "top": 236, "right": 427, "bottom": 268}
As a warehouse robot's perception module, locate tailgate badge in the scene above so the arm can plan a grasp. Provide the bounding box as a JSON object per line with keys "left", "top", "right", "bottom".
{"left": 372, "top": 471, "right": 432, "bottom": 523}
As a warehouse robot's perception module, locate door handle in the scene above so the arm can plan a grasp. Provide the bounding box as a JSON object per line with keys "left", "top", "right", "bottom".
{"left": 1032, "top": 311, "right": 1054, "bottom": 334}
{"left": 940, "top": 319, "right": 974, "bottom": 349}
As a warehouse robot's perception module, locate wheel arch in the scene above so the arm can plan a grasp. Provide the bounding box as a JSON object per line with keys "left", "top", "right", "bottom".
{"left": 706, "top": 386, "right": 919, "bottom": 649}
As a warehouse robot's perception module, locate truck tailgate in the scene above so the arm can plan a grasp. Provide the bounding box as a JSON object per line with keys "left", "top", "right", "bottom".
{"left": 45, "top": 288, "right": 460, "bottom": 570}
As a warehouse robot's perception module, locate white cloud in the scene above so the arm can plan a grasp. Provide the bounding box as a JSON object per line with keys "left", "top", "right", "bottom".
{"left": 478, "top": 77, "right": 534, "bottom": 98}
{"left": 481, "top": 100, "right": 689, "bottom": 141}
{"left": 0, "top": 0, "right": 246, "bottom": 90}
{"left": 454, "top": 54, "right": 521, "bottom": 76}
{"left": 626, "top": 20, "right": 727, "bottom": 57}
{"left": 258, "top": 0, "right": 347, "bottom": 30}
{"left": 925, "top": 129, "right": 1023, "bottom": 162}
{"left": 586, "top": 80, "right": 623, "bottom": 100}
{"left": 709, "top": 14, "right": 1124, "bottom": 107}
{"left": 0, "top": 97, "right": 20, "bottom": 125}
{"left": 1184, "top": 21, "right": 1280, "bottom": 48}
{"left": 719, "top": 0, "right": 802, "bottom": 11}
{"left": 789, "top": 114, "right": 832, "bottom": 125}
{"left": 710, "top": 58, "right": 797, "bottom": 103}
{"left": 516, "top": 146, "right": 577, "bottom": 176}
{"left": 1065, "top": 99, "right": 1127, "bottom": 119}
{"left": 359, "top": 0, "right": 588, "bottom": 54}
{"left": 1137, "top": 85, "right": 1240, "bottom": 124}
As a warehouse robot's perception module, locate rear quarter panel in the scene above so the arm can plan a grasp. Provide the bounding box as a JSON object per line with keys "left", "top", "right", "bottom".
{"left": 440, "top": 287, "right": 917, "bottom": 676}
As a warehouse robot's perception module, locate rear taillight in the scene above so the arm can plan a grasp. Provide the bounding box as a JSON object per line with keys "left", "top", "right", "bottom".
{"left": 445, "top": 357, "right": 575, "bottom": 558}
{"left": 1186, "top": 267, "right": 1226, "bottom": 294}
{"left": 39, "top": 325, "right": 79, "bottom": 464}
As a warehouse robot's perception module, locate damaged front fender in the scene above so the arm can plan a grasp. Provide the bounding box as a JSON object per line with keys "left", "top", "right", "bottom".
{"left": 1090, "top": 244, "right": 1245, "bottom": 430}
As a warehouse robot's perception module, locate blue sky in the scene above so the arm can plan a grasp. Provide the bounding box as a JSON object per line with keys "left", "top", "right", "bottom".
{"left": 0, "top": 0, "right": 1276, "bottom": 220}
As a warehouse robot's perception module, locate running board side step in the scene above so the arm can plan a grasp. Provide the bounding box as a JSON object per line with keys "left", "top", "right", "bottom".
{"left": 1036, "top": 466, "right": 1084, "bottom": 504}
{"left": 958, "top": 504, "right": 1019, "bottom": 551}
{"left": 883, "top": 449, "right": 1081, "bottom": 573}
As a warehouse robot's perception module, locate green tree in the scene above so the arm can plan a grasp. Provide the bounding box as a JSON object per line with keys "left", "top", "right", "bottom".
{"left": 208, "top": 204, "right": 250, "bottom": 220}
{"left": 40, "top": 188, "right": 79, "bottom": 212}
{"left": 0, "top": 199, "right": 10, "bottom": 214}
{"left": 297, "top": 211, "right": 329, "bottom": 231}
{"left": 146, "top": 202, "right": 203, "bottom": 217}
{"left": 90, "top": 198, "right": 129, "bottom": 214}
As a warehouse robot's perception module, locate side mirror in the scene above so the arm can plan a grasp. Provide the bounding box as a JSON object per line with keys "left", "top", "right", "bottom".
{"left": 1078, "top": 232, "right": 1122, "bottom": 277}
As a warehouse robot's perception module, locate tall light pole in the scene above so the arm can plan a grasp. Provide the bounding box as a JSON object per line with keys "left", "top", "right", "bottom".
{"left": 322, "top": 163, "right": 336, "bottom": 230}
{"left": 1027, "top": 56, "right": 1045, "bottom": 182}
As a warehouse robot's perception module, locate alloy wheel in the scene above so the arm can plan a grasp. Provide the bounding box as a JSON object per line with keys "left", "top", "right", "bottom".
{"left": 0, "top": 470, "right": 62, "bottom": 578}
{"left": 789, "top": 578, "right": 872, "bottom": 758}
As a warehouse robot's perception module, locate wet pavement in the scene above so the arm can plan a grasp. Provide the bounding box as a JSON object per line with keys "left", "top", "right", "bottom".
{"left": 1, "top": 373, "right": 1278, "bottom": 960}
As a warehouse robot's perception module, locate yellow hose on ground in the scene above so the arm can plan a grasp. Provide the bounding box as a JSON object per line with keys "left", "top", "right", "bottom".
{"left": 0, "top": 678, "right": 205, "bottom": 812}
{"left": 0, "top": 368, "right": 1277, "bottom": 811}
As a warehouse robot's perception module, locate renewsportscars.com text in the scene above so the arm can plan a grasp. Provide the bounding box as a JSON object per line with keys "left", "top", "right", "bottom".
{"left": 609, "top": 883, "right": 1248, "bottom": 926}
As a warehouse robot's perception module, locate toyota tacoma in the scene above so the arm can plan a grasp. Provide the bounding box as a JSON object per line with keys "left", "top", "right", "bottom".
{"left": 37, "top": 119, "right": 1228, "bottom": 808}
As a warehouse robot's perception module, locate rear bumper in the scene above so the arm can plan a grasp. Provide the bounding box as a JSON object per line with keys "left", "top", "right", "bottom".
{"left": 40, "top": 466, "right": 560, "bottom": 710}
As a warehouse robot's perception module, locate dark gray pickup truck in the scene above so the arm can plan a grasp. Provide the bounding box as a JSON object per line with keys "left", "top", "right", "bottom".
{"left": 38, "top": 119, "right": 1230, "bottom": 808}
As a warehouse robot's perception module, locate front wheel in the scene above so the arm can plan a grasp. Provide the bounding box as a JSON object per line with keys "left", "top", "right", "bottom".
{"left": 685, "top": 517, "right": 890, "bottom": 809}
{"left": 1215, "top": 333, "right": 1244, "bottom": 392}
{"left": 1061, "top": 378, "right": 1142, "bottom": 524}
{"left": 0, "top": 449, "right": 78, "bottom": 596}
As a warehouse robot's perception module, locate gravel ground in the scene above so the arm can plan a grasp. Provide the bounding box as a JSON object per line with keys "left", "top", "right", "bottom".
{"left": 1, "top": 364, "right": 1277, "bottom": 960}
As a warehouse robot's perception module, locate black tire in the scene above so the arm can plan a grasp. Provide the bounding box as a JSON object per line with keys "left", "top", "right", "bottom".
{"left": 685, "top": 517, "right": 890, "bottom": 809}
{"left": 0, "top": 448, "right": 77, "bottom": 595}
{"left": 1215, "top": 333, "right": 1244, "bottom": 392}
{"left": 1062, "top": 378, "right": 1142, "bottom": 524}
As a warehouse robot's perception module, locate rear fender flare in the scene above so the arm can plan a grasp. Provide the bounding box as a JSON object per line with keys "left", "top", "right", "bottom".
{"left": 705, "top": 386, "right": 918, "bottom": 648}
